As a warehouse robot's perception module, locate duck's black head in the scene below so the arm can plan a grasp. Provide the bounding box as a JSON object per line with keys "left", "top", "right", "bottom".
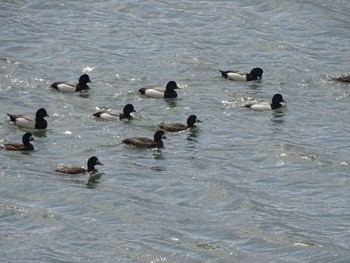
{"left": 187, "top": 115, "right": 201, "bottom": 127}
{"left": 36, "top": 108, "right": 49, "bottom": 119}
{"left": 272, "top": 94, "right": 285, "bottom": 104}
{"left": 165, "top": 81, "right": 179, "bottom": 91}
{"left": 79, "top": 74, "right": 92, "bottom": 84}
{"left": 123, "top": 104, "right": 136, "bottom": 116}
{"left": 250, "top": 68, "right": 264, "bottom": 80}
{"left": 271, "top": 94, "right": 286, "bottom": 109}
{"left": 154, "top": 130, "right": 166, "bottom": 142}
{"left": 87, "top": 156, "right": 103, "bottom": 172}
{"left": 164, "top": 81, "right": 179, "bottom": 98}
{"left": 22, "top": 132, "right": 34, "bottom": 144}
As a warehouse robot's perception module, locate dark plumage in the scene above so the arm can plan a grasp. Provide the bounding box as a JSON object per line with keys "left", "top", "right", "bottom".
{"left": 138, "top": 81, "right": 179, "bottom": 98}
{"left": 51, "top": 74, "right": 92, "bottom": 93}
{"left": 1, "top": 132, "right": 35, "bottom": 151}
{"left": 122, "top": 130, "right": 166, "bottom": 148}
{"left": 219, "top": 67, "right": 263, "bottom": 81}
{"left": 159, "top": 115, "right": 201, "bottom": 132}
{"left": 7, "top": 108, "right": 49, "bottom": 129}
{"left": 93, "top": 104, "right": 136, "bottom": 120}
{"left": 331, "top": 75, "right": 350, "bottom": 83}
{"left": 55, "top": 156, "right": 103, "bottom": 174}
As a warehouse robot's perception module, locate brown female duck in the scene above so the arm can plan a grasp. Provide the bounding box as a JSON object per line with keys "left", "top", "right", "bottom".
{"left": 122, "top": 130, "right": 166, "bottom": 148}
{"left": 55, "top": 156, "right": 103, "bottom": 174}
{"left": 159, "top": 115, "right": 201, "bottom": 132}
{"left": 1, "top": 132, "right": 35, "bottom": 151}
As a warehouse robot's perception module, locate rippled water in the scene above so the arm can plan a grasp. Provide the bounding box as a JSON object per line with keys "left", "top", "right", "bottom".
{"left": 1, "top": 0, "right": 349, "bottom": 262}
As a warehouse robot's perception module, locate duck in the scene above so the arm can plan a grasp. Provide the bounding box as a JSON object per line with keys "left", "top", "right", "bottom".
{"left": 50, "top": 74, "right": 92, "bottom": 93}
{"left": 93, "top": 104, "right": 136, "bottom": 120}
{"left": 55, "top": 156, "right": 103, "bottom": 174}
{"left": 219, "top": 67, "right": 263, "bottom": 81}
{"left": 7, "top": 108, "right": 49, "bottom": 129}
{"left": 138, "top": 81, "right": 179, "bottom": 98}
{"left": 331, "top": 75, "right": 350, "bottom": 83}
{"left": 244, "top": 94, "right": 286, "bottom": 111}
{"left": 1, "top": 132, "right": 35, "bottom": 151}
{"left": 159, "top": 115, "right": 201, "bottom": 132}
{"left": 122, "top": 130, "right": 166, "bottom": 148}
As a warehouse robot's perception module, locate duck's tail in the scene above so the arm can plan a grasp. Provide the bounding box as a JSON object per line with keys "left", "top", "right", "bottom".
{"left": 138, "top": 88, "right": 146, "bottom": 95}
{"left": 7, "top": 113, "right": 17, "bottom": 122}
{"left": 219, "top": 70, "right": 228, "bottom": 78}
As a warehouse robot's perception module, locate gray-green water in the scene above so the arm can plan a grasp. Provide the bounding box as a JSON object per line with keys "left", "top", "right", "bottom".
{"left": 1, "top": 1, "right": 349, "bottom": 262}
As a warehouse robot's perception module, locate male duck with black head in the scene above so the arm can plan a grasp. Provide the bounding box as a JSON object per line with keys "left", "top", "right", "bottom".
{"left": 93, "top": 104, "right": 136, "bottom": 121}
{"left": 244, "top": 94, "right": 287, "bottom": 111}
{"left": 55, "top": 156, "right": 103, "bottom": 174}
{"left": 51, "top": 74, "right": 92, "bottom": 93}
{"left": 122, "top": 130, "right": 166, "bottom": 148}
{"left": 139, "top": 81, "right": 179, "bottom": 98}
{"left": 219, "top": 67, "right": 263, "bottom": 81}
{"left": 1, "top": 132, "right": 35, "bottom": 151}
{"left": 159, "top": 115, "right": 202, "bottom": 132}
{"left": 7, "top": 108, "right": 49, "bottom": 129}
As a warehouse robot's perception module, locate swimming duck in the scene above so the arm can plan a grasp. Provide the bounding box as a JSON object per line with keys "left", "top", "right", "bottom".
{"left": 244, "top": 94, "right": 286, "bottom": 111}
{"left": 331, "top": 75, "right": 350, "bottom": 83}
{"left": 138, "top": 81, "right": 179, "bottom": 98}
{"left": 1, "top": 132, "right": 35, "bottom": 151}
{"left": 219, "top": 67, "right": 263, "bottom": 81}
{"left": 122, "top": 130, "right": 166, "bottom": 148}
{"left": 55, "top": 156, "right": 103, "bottom": 174}
{"left": 159, "top": 115, "right": 201, "bottom": 132}
{"left": 7, "top": 108, "right": 49, "bottom": 129}
{"left": 93, "top": 104, "right": 136, "bottom": 120}
{"left": 51, "top": 74, "right": 92, "bottom": 93}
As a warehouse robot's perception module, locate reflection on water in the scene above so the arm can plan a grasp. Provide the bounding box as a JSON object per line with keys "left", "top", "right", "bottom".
{"left": 153, "top": 150, "right": 164, "bottom": 160}
{"left": 271, "top": 110, "right": 285, "bottom": 125}
{"left": 165, "top": 98, "right": 177, "bottom": 108}
{"left": 187, "top": 127, "right": 200, "bottom": 141}
{"left": 31, "top": 129, "right": 47, "bottom": 138}
{"left": 86, "top": 171, "right": 104, "bottom": 189}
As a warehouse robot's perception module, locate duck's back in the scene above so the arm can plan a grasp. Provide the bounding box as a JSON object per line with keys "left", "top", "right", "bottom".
{"left": 122, "top": 137, "right": 158, "bottom": 148}
{"left": 159, "top": 123, "right": 187, "bottom": 132}
{"left": 55, "top": 167, "right": 87, "bottom": 174}
{"left": 2, "top": 143, "right": 34, "bottom": 151}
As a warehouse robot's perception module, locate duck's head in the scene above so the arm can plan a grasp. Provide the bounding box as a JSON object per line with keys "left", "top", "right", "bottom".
{"left": 22, "top": 132, "right": 34, "bottom": 144}
{"left": 272, "top": 94, "right": 286, "bottom": 104}
{"left": 165, "top": 81, "right": 179, "bottom": 91}
{"left": 154, "top": 130, "right": 166, "bottom": 142}
{"left": 123, "top": 104, "right": 136, "bottom": 114}
{"left": 36, "top": 108, "right": 49, "bottom": 118}
{"left": 187, "top": 115, "right": 202, "bottom": 127}
{"left": 250, "top": 68, "right": 264, "bottom": 79}
{"left": 79, "top": 74, "right": 92, "bottom": 84}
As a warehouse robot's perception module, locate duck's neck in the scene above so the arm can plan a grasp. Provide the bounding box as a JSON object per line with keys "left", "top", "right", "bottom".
{"left": 87, "top": 165, "right": 96, "bottom": 172}
{"left": 76, "top": 83, "right": 89, "bottom": 92}
{"left": 271, "top": 103, "right": 282, "bottom": 110}
{"left": 164, "top": 90, "right": 177, "bottom": 98}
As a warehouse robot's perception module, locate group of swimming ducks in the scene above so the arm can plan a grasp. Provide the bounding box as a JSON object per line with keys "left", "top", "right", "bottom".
{"left": 2, "top": 67, "right": 349, "bottom": 175}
